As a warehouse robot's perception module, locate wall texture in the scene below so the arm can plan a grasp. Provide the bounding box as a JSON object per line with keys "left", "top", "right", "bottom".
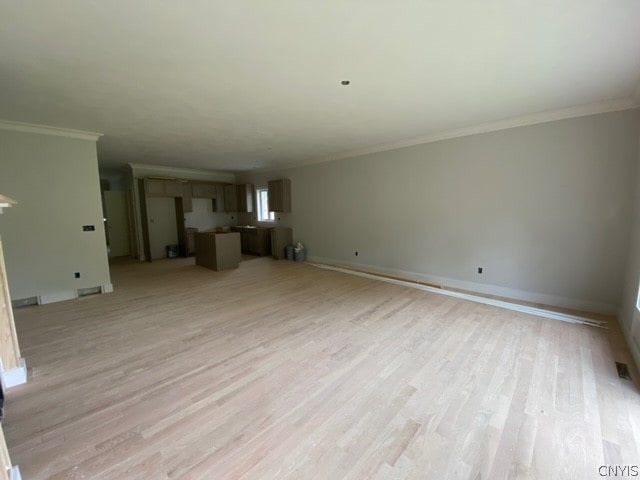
{"left": 238, "top": 109, "right": 640, "bottom": 313}
{"left": 0, "top": 129, "right": 111, "bottom": 302}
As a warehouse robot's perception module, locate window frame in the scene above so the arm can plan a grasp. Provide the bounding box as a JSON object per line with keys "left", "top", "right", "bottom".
{"left": 256, "top": 188, "right": 275, "bottom": 223}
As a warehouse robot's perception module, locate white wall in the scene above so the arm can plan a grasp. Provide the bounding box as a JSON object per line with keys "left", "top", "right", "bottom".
{"left": 619, "top": 123, "right": 640, "bottom": 367}
{"left": 0, "top": 129, "right": 111, "bottom": 302}
{"left": 238, "top": 109, "right": 640, "bottom": 313}
{"left": 185, "top": 198, "right": 231, "bottom": 231}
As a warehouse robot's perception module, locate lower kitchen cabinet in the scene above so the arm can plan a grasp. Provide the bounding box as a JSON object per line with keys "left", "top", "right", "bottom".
{"left": 231, "top": 226, "right": 271, "bottom": 256}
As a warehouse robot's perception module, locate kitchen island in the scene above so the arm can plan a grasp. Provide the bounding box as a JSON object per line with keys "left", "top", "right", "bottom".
{"left": 194, "top": 231, "right": 241, "bottom": 271}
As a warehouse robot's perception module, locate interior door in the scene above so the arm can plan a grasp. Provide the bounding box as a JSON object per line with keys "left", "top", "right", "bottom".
{"left": 104, "top": 190, "right": 131, "bottom": 257}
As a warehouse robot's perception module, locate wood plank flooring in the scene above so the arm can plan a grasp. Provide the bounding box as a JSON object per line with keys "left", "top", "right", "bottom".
{"left": 4, "top": 257, "right": 640, "bottom": 479}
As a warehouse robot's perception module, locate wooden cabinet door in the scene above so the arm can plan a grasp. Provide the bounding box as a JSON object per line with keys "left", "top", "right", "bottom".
{"left": 237, "top": 184, "right": 254, "bottom": 213}
{"left": 267, "top": 179, "right": 291, "bottom": 212}
{"left": 144, "top": 178, "right": 184, "bottom": 198}
{"left": 144, "top": 178, "right": 166, "bottom": 197}
{"left": 268, "top": 180, "right": 281, "bottom": 212}
{"left": 236, "top": 185, "right": 245, "bottom": 212}
{"left": 256, "top": 229, "right": 272, "bottom": 256}
{"left": 181, "top": 182, "right": 193, "bottom": 213}
{"left": 192, "top": 183, "right": 217, "bottom": 199}
{"left": 247, "top": 233, "right": 258, "bottom": 253}
{"left": 191, "top": 183, "right": 206, "bottom": 198}
{"left": 224, "top": 185, "right": 238, "bottom": 212}
{"left": 215, "top": 185, "right": 226, "bottom": 212}
{"left": 164, "top": 180, "right": 182, "bottom": 197}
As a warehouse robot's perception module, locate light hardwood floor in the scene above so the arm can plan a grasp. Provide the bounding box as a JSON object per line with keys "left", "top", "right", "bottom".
{"left": 5, "top": 257, "right": 640, "bottom": 479}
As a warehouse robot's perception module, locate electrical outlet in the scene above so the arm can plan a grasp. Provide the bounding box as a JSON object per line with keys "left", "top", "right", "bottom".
{"left": 74, "top": 272, "right": 81, "bottom": 279}
{"left": 355, "top": 251, "right": 359, "bottom": 256}
{"left": 477, "top": 267, "right": 483, "bottom": 274}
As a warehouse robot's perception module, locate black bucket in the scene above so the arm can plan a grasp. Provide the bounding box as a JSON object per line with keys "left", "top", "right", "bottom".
{"left": 285, "top": 245, "right": 294, "bottom": 261}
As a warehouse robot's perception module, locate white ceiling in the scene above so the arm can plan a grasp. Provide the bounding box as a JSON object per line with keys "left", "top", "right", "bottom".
{"left": 1, "top": 1, "right": 639, "bottom": 172}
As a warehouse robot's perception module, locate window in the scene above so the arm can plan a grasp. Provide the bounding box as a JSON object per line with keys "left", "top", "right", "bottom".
{"left": 257, "top": 188, "right": 275, "bottom": 222}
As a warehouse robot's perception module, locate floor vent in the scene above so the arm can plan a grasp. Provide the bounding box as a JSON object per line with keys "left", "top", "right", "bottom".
{"left": 78, "top": 286, "right": 102, "bottom": 297}
{"left": 616, "top": 362, "right": 632, "bottom": 381}
{"left": 11, "top": 296, "right": 38, "bottom": 308}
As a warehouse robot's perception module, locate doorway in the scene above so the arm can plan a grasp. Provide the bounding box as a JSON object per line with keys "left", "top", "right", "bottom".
{"left": 104, "top": 190, "right": 131, "bottom": 257}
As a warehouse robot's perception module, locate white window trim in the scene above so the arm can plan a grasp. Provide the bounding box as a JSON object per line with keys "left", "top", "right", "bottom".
{"left": 257, "top": 188, "right": 275, "bottom": 223}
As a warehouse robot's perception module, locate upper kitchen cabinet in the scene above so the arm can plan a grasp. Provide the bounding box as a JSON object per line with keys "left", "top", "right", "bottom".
{"left": 144, "top": 178, "right": 182, "bottom": 198}
{"left": 224, "top": 184, "right": 254, "bottom": 213}
{"left": 191, "top": 182, "right": 218, "bottom": 199}
{"left": 268, "top": 178, "right": 291, "bottom": 212}
{"left": 237, "top": 184, "right": 254, "bottom": 213}
{"left": 144, "top": 178, "right": 166, "bottom": 197}
{"left": 215, "top": 184, "right": 226, "bottom": 213}
{"left": 181, "top": 181, "right": 193, "bottom": 213}
{"left": 224, "top": 185, "right": 238, "bottom": 212}
{"left": 164, "top": 180, "right": 182, "bottom": 197}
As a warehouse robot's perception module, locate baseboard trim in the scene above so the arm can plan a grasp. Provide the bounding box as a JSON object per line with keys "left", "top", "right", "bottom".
{"left": 307, "top": 256, "right": 617, "bottom": 315}
{"left": 0, "top": 358, "right": 27, "bottom": 389}
{"left": 308, "top": 257, "right": 608, "bottom": 327}
{"left": 31, "top": 284, "right": 113, "bottom": 305}
{"left": 37, "top": 290, "right": 78, "bottom": 305}
{"left": 11, "top": 296, "right": 38, "bottom": 308}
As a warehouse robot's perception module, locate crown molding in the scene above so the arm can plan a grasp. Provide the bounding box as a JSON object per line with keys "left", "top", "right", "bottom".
{"left": 128, "top": 163, "right": 235, "bottom": 181}
{"left": 241, "top": 96, "right": 640, "bottom": 176}
{"left": 0, "top": 119, "right": 102, "bottom": 141}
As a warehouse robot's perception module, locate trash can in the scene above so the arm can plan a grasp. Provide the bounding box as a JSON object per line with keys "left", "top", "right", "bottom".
{"left": 294, "top": 245, "right": 306, "bottom": 262}
{"left": 166, "top": 244, "right": 179, "bottom": 258}
{"left": 285, "top": 245, "right": 294, "bottom": 261}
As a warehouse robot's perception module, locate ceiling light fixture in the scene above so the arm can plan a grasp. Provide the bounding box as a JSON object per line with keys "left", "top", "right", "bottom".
{"left": 341, "top": 80, "right": 350, "bottom": 85}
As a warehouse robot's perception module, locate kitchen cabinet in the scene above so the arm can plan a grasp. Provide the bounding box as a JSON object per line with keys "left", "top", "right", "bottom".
{"left": 224, "top": 185, "right": 237, "bottom": 212}
{"left": 214, "top": 185, "right": 226, "bottom": 212}
{"left": 192, "top": 183, "right": 218, "bottom": 199}
{"left": 192, "top": 182, "right": 230, "bottom": 211}
{"left": 185, "top": 227, "right": 197, "bottom": 256}
{"left": 271, "top": 227, "right": 293, "bottom": 259}
{"left": 236, "top": 184, "right": 254, "bottom": 213}
{"left": 143, "top": 178, "right": 183, "bottom": 198}
{"left": 194, "top": 232, "right": 241, "bottom": 271}
{"left": 267, "top": 178, "right": 291, "bottom": 212}
{"left": 181, "top": 182, "right": 193, "bottom": 213}
{"left": 224, "top": 184, "right": 254, "bottom": 213}
{"left": 144, "top": 178, "right": 166, "bottom": 197}
{"left": 231, "top": 226, "right": 271, "bottom": 256}
{"left": 164, "top": 180, "right": 182, "bottom": 197}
